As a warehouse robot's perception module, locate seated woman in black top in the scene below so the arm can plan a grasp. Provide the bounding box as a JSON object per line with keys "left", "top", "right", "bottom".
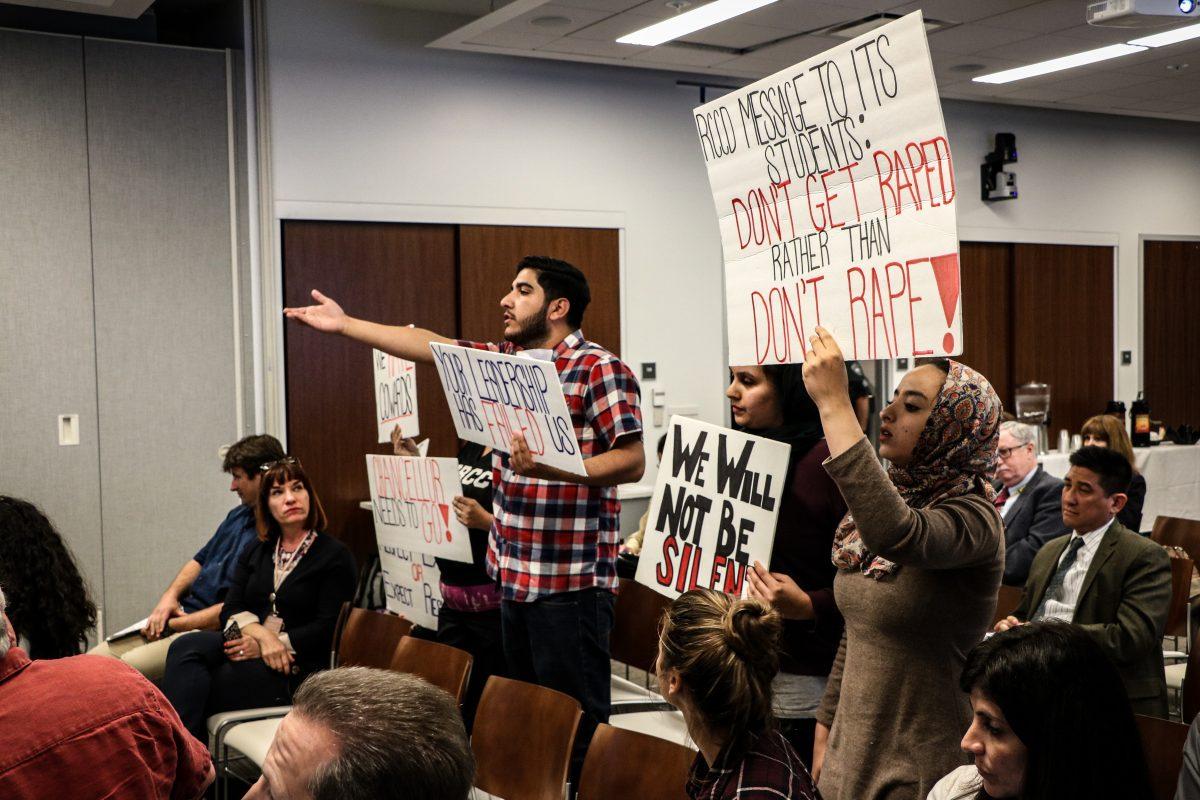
{"left": 162, "top": 458, "right": 357, "bottom": 740}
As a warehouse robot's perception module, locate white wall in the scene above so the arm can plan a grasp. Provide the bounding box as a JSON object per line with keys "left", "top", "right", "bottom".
{"left": 264, "top": 0, "right": 1200, "bottom": 450}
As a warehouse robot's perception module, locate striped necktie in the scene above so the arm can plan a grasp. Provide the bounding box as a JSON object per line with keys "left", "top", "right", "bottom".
{"left": 1033, "top": 536, "right": 1086, "bottom": 620}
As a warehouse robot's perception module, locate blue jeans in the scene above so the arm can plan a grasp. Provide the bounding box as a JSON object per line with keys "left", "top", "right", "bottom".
{"left": 501, "top": 587, "right": 615, "bottom": 783}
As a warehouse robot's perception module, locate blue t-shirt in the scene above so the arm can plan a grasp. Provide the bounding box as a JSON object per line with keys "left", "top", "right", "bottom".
{"left": 184, "top": 504, "right": 259, "bottom": 613}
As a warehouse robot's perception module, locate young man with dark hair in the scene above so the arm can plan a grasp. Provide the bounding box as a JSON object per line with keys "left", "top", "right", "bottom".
{"left": 245, "top": 667, "right": 474, "bottom": 800}
{"left": 995, "top": 446, "right": 1171, "bottom": 715}
{"left": 91, "top": 434, "right": 285, "bottom": 680}
{"left": 286, "top": 256, "right": 644, "bottom": 778}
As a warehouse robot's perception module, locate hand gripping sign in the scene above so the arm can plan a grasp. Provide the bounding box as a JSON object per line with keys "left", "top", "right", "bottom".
{"left": 366, "top": 454, "right": 473, "bottom": 563}
{"left": 635, "top": 416, "right": 790, "bottom": 600}
{"left": 695, "top": 12, "right": 962, "bottom": 365}
{"left": 373, "top": 348, "right": 420, "bottom": 444}
{"left": 429, "top": 342, "right": 586, "bottom": 475}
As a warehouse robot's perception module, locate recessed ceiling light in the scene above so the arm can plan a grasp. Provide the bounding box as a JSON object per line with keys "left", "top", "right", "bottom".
{"left": 531, "top": 15, "right": 573, "bottom": 28}
{"left": 949, "top": 63, "right": 987, "bottom": 73}
{"left": 973, "top": 43, "right": 1146, "bottom": 84}
{"left": 1128, "top": 22, "right": 1200, "bottom": 47}
{"left": 617, "top": 0, "right": 779, "bottom": 47}
{"left": 1166, "top": 62, "right": 1190, "bottom": 70}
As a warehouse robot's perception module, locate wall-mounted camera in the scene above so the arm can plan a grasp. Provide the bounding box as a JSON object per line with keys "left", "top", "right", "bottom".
{"left": 982, "top": 132, "right": 1017, "bottom": 202}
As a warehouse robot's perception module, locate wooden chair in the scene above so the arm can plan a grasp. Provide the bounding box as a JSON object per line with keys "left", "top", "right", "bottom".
{"left": 389, "top": 635, "right": 473, "bottom": 705}
{"left": 1167, "top": 628, "right": 1200, "bottom": 725}
{"left": 331, "top": 603, "right": 413, "bottom": 668}
{"left": 1153, "top": 517, "right": 1200, "bottom": 566}
{"left": 577, "top": 723, "right": 695, "bottom": 800}
{"left": 1136, "top": 714, "right": 1190, "bottom": 800}
{"left": 992, "top": 584, "right": 1025, "bottom": 627}
{"left": 1165, "top": 552, "right": 1194, "bottom": 641}
{"left": 611, "top": 579, "right": 670, "bottom": 674}
{"left": 472, "top": 676, "right": 582, "bottom": 800}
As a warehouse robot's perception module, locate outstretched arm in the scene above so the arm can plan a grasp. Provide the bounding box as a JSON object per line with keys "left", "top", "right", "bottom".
{"left": 284, "top": 289, "right": 453, "bottom": 364}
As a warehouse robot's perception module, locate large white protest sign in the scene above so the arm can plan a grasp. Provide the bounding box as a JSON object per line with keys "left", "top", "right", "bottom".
{"left": 428, "top": 342, "right": 586, "bottom": 475}
{"left": 377, "top": 544, "right": 443, "bottom": 629}
{"left": 374, "top": 348, "right": 419, "bottom": 443}
{"left": 695, "top": 12, "right": 961, "bottom": 365}
{"left": 635, "top": 416, "right": 790, "bottom": 600}
{"left": 366, "top": 454, "right": 472, "bottom": 563}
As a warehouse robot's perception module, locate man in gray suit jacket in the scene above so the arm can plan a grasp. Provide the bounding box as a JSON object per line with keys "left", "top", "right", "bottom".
{"left": 994, "top": 421, "right": 1070, "bottom": 585}
{"left": 996, "top": 446, "right": 1171, "bottom": 717}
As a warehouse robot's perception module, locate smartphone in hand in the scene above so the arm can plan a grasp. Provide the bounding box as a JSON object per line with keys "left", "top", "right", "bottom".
{"left": 223, "top": 620, "right": 241, "bottom": 643}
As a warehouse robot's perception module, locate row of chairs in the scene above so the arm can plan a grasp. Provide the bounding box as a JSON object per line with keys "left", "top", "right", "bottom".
{"left": 211, "top": 592, "right": 695, "bottom": 800}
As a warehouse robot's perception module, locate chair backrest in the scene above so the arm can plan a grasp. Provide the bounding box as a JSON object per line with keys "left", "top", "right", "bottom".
{"left": 332, "top": 603, "right": 413, "bottom": 669}
{"left": 1153, "top": 516, "right": 1200, "bottom": 565}
{"left": 389, "top": 635, "right": 473, "bottom": 705}
{"left": 1183, "top": 637, "right": 1200, "bottom": 725}
{"left": 610, "top": 579, "right": 671, "bottom": 673}
{"left": 992, "top": 584, "right": 1025, "bottom": 626}
{"left": 1136, "top": 713, "right": 1190, "bottom": 800}
{"left": 472, "top": 676, "right": 582, "bottom": 800}
{"left": 577, "top": 723, "right": 695, "bottom": 800}
{"left": 1164, "top": 549, "right": 1194, "bottom": 638}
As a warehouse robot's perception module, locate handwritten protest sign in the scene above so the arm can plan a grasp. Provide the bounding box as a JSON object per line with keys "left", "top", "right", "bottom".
{"left": 428, "top": 342, "right": 586, "bottom": 475}
{"left": 374, "top": 348, "right": 419, "bottom": 443}
{"left": 377, "top": 544, "right": 443, "bottom": 629}
{"left": 635, "top": 416, "right": 789, "bottom": 600}
{"left": 695, "top": 12, "right": 961, "bottom": 365}
{"left": 366, "top": 454, "right": 472, "bottom": 563}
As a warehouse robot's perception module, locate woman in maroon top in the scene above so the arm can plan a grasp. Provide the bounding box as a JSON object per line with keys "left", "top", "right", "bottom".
{"left": 726, "top": 364, "right": 847, "bottom": 764}
{"left": 657, "top": 589, "right": 820, "bottom": 800}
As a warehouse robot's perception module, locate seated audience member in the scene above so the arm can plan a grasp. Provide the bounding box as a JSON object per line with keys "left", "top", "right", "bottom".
{"left": 657, "top": 588, "right": 820, "bottom": 800}
{"left": 995, "top": 446, "right": 1171, "bottom": 716}
{"left": 0, "top": 585, "right": 213, "bottom": 798}
{"left": 1081, "top": 414, "right": 1147, "bottom": 533}
{"left": 929, "top": 622, "right": 1153, "bottom": 800}
{"left": 622, "top": 433, "right": 667, "bottom": 555}
{"left": 1178, "top": 714, "right": 1200, "bottom": 800}
{"left": 992, "top": 421, "right": 1069, "bottom": 586}
{"left": 92, "top": 434, "right": 285, "bottom": 679}
{"left": 0, "top": 497, "right": 97, "bottom": 658}
{"left": 162, "top": 458, "right": 356, "bottom": 740}
{"left": 245, "top": 667, "right": 474, "bottom": 800}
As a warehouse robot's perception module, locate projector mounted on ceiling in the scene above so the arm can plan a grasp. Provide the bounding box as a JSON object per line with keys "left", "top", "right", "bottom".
{"left": 1087, "top": 0, "right": 1198, "bottom": 28}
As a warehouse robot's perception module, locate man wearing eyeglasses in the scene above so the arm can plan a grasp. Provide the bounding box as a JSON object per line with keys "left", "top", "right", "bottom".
{"left": 90, "top": 434, "right": 285, "bottom": 679}
{"left": 994, "top": 420, "right": 1069, "bottom": 585}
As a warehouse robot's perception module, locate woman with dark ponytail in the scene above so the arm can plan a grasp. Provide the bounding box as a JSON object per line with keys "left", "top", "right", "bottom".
{"left": 0, "top": 496, "right": 97, "bottom": 658}
{"left": 657, "top": 588, "right": 820, "bottom": 800}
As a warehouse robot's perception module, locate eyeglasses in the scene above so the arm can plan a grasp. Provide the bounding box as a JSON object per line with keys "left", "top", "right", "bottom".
{"left": 260, "top": 457, "right": 300, "bottom": 472}
{"left": 996, "top": 444, "right": 1032, "bottom": 460}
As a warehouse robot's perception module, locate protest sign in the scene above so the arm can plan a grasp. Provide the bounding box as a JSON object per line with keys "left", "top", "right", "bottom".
{"left": 366, "top": 454, "right": 472, "bottom": 563}
{"left": 377, "top": 544, "right": 443, "bottom": 629}
{"left": 695, "top": 12, "right": 961, "bottom": 365}
{"left": 428, "top": 342, "right": 586, "bottom": 475}
{"left": 635, "top": 416, "right": 790, "bottom": 600}
{"left": 374, "top": 348, "right": 419, "bottom": 443}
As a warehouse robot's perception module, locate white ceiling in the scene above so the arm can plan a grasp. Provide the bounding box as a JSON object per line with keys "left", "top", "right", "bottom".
{"left": 402, "top": 0, "right": 1200, "bottom": 123}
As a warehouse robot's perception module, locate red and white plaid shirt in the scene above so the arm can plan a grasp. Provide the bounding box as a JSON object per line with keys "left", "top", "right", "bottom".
{"left": 456, "top": 330, "right": 643, "bottom": 602}
{"left": 686, "top": 729, "right": 821, "bottom": 800}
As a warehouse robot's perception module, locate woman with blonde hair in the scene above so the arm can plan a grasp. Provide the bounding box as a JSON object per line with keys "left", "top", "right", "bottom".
{"left": 657, "top": 588, "right": 819, "bottom": 800}
{"left": 1080, "top": 414, "right": 1146, "bottom": 532}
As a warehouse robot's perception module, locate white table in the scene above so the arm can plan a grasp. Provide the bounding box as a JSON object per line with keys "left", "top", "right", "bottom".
{"left": 1039, "top": 442, "right": 1200, "bottom": 533}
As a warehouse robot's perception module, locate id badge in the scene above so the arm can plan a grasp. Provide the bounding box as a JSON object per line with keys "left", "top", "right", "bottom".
{"left": 264, "top": 614, "right": 284, "bottom": 635}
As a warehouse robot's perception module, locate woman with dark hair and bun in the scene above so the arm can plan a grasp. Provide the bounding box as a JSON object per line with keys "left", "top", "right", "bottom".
{"left": 0, "top": 496, "right": 97, "bottom": 658}
{"left": 657, "top": 588, "right": 820, "bottom": 800}
{"left": 929, "top": 621, "right": 1153, "bottom": 799}
{"left": 801, "top": 329, "right": 1005, "bottom": 800}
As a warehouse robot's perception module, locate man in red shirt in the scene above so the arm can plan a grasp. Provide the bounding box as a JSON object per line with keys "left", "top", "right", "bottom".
{"left": 0, "top": 585, "right": 213, "bottom": 799}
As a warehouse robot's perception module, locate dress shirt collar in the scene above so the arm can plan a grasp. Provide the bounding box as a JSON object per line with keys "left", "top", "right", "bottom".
{"left": 1008, "top": 465, "right": 1039, "bottom": 495}
{"left": 1071, "top": 515, "right": 1116, "bottom": 543}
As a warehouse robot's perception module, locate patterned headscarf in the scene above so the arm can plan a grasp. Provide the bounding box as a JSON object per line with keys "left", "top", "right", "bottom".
{"left": 832, "top": 361, "right": 1001, "bottom": 579}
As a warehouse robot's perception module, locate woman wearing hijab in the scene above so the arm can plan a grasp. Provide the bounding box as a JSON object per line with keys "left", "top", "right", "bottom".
{"left": 727, "top": 364, "right": 846, "bottom": 765}
{"left": 800, "top": 329, "right": 1005, "bottom": 800}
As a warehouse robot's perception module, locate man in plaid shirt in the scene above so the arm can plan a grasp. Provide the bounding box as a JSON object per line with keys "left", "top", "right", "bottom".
{"left": 287, "top": 256, "right": 645, "bottom": 778}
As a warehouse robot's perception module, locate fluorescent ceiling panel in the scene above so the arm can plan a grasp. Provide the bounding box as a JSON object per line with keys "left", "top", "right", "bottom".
{"left": 973, "top": 43, "right": 1146, "bottom": 84}
{"left": 1128, "top": 23, "right": 1200, "bottom": 47}
{"left": 616, "top": 0, "right": 779, "bottom": 47}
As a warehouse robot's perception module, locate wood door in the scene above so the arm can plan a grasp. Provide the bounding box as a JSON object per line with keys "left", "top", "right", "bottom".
{"left": 958, "top": 242, "right": 1014, "bottom": 410}
{"left": 282, "top": 221, "right": 459, "bottom": 564}
{"left": 458, "top": 225, "right": 622, "bottom": 356}
{"left": 1144, "top": 240, "right": 1200, "bottom": 428}
{"left": 1012, "top": 243, "right": 1114, "bottom": 434}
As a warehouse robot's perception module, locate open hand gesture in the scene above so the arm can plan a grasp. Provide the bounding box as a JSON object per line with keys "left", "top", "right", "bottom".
{"left": 283, "top": 289, "right": 347, "bottom": 334}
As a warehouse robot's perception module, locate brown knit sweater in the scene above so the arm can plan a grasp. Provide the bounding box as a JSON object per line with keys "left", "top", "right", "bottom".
{"left": 815, "top": 438, "right": 1004, "bottom": 800}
